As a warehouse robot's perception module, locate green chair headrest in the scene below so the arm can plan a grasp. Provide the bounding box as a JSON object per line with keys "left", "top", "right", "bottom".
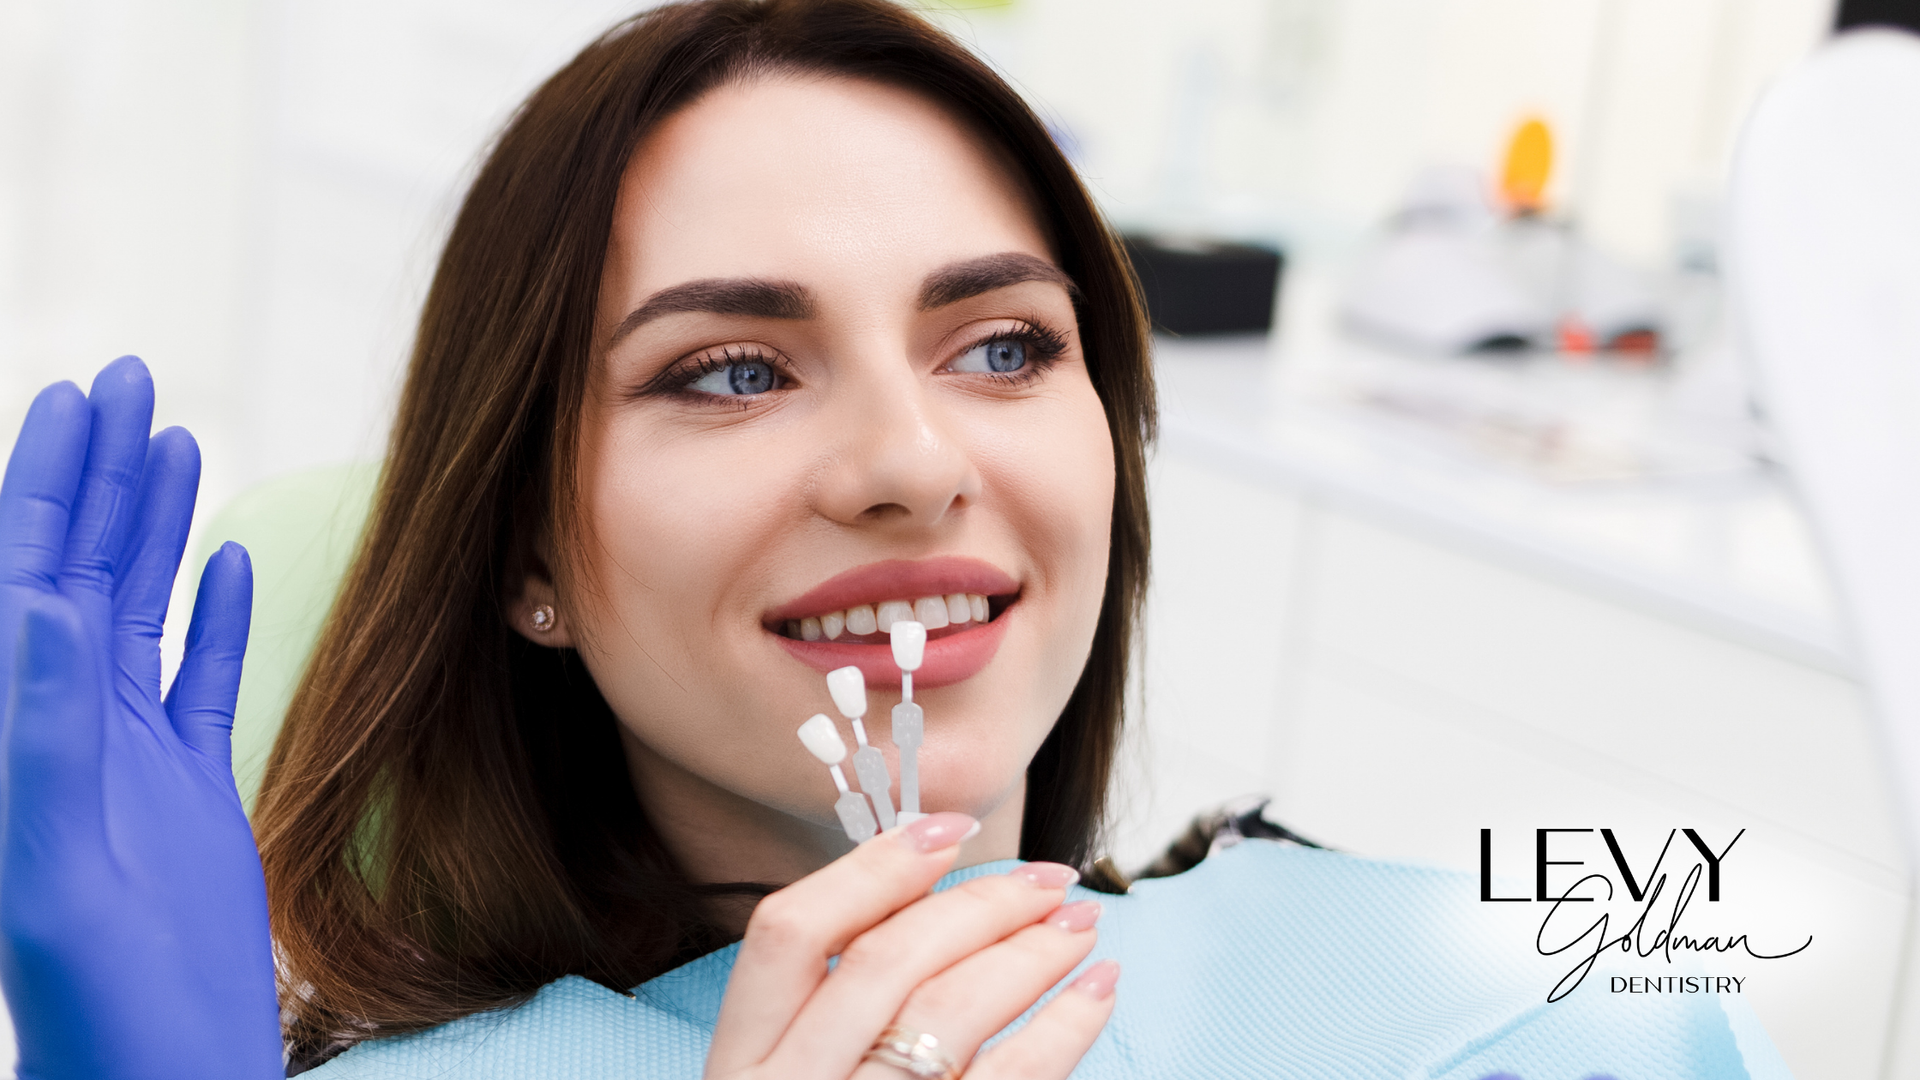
{"left": 186, "top": 462, "right": 381, "bottom": 812}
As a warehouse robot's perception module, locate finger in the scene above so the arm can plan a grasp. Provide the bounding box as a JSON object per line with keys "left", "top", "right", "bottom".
{"left": 4, "top": 597, "right": 107, "bottom": 850}
{"left": 164, "top": 542, "right": 252, "bottom": 764}
{"left": 57, "top": 356, "right": 154, "bottom": 606}
{"left": 864, "top": 899, "right": 1100, "bottom": 1072}
{"left": 707, "top": 812, "right": 979, "bottom": 1072}
{"left": 113, "top": 427, "right": 201, "bottom": 699}
{"left": 963, "top": 960, "right": 1119, "bottom": 1080}
{"left": 0, "top": 381, "right": 91, "bottom": 593}
{"left": 763, "top": 865, "right": 1080, "bottom": 1078}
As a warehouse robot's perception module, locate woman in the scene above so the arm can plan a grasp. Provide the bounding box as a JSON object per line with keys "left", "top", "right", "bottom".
{"left": 0, "top": 2, "right": 1787, "bottom": 1078}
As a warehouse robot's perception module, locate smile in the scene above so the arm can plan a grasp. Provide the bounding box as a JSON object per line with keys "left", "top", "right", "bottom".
{"left": 777, "top": 592, "right": 999, "bottom": 643}
{"left": 766, "top": 557, "right": 1020, "bottom": 687}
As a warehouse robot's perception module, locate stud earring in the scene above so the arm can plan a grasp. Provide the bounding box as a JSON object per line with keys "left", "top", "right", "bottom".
{"left": 530, "top": 604, "right": 556, "bottom": 634}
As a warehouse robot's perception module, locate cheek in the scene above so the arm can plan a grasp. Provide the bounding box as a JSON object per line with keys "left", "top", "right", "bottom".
{"left": 569, "top": 420, "right": 798, "bottom": 693}
{"left": 564, "top": 414, "right": 836, "bottom": 815}
{"left": 978, "top": 380, "right": 1116, "bottom": 657}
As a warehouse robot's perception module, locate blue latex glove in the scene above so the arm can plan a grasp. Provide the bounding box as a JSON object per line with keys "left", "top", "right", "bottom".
{"left": 0, "top": 357, "right": 282, "bottom": 1080}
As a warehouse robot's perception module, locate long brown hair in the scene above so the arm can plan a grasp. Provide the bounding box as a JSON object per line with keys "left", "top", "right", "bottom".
{"left": 254, "top": 0, "right": 1153, "bottom": 1060}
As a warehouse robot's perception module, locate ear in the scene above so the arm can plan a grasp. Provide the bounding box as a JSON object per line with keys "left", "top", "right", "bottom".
{"left": 508, "top": 550, "right": 576, "bottom": 648}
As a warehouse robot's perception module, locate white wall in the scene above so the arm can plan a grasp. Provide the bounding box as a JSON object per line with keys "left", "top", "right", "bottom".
{"left": 0, "top": 0, "right": 652, "bottom": 518}
{"left": 1, "top": 0, "right": 1837, "bottom": 506}
{"left": 951, "top": 0, "right": 1833, "bottom": 262}
{"left": 0, "top": 0, "right": 261, "bottom": 509}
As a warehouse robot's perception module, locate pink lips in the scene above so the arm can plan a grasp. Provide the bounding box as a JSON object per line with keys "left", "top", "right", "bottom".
{"left": 767, "top": 557, "right": 1019, "bottom": 688}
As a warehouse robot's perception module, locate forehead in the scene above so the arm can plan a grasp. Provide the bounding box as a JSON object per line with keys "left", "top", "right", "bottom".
{"left": 605, "top": 74, "right": 1052, "bottom": 304}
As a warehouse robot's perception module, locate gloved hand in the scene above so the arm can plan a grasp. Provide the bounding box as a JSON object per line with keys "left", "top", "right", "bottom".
{"left": 0, "top": 357, "right": 283, "bottom": 1080}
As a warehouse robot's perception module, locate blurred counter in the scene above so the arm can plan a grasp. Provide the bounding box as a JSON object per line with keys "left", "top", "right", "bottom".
{"left": 1152, "top": 333, "right": 1848, "bottom": 674}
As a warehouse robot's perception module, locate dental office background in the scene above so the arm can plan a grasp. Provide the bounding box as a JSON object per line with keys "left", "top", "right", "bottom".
{"left": 0, "top": 0, "right": 1908, "bottom": 1076}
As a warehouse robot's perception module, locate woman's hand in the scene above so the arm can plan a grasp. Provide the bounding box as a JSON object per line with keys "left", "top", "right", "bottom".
{"left": 706, "top": 812, "right": 1118, "bottom": 1080}
{"left": 0, "top": 358, "right": 283, "bottom": 1080}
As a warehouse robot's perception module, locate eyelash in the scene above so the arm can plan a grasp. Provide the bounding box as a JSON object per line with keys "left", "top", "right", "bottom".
{"left": 635, "top": 346, "right": 790, "bottom": 405}
{"left": 688, "top": 347, "right": 782, "bottom": 388}
{"left": 645, "top": 319, "right": 1071, "bottom": 402}
{"left": 956, "top": 321, "right": 1070, "bottom": 385}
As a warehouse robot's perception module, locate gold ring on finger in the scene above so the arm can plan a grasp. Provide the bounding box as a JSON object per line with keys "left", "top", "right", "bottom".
{"left": 862, "top": 1024, "right": 963, "bottom": 1080}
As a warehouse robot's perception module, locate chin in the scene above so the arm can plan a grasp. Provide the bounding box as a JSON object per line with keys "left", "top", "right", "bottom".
{"left": 909, "top": 734, "right": 1033, "bottom": 819}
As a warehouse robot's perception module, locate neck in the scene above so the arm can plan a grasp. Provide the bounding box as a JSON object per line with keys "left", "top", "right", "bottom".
{"left": 618, "top": 727, "right": 1024, "bottom": 935}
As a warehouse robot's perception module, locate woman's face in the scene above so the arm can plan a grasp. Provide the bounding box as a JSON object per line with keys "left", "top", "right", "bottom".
{"left": 532, "top": 75, "right": 1114, "bottom": 879}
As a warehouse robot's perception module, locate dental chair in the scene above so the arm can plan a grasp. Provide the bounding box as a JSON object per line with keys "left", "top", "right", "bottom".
{"left": 1727, "top": 26, "right": 1920, "bottom": 1077}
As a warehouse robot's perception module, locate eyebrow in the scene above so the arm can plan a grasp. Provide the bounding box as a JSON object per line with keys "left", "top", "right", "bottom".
{"left": 607, "top": 251, "right": 1077, "bottom": 347}
{"left": 609, "top": 278, "right": 814, "bottom": 345}
{"left": 918, "top": 251, "right": 1078, "bottom": 310}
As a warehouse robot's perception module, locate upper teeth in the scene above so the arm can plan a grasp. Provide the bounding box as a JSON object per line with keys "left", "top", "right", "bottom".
{"left": 789, "top": 593, "right": 991, "bottom": 641}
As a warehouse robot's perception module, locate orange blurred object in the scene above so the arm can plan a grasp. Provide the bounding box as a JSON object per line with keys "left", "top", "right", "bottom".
{"left": 1500, "top": 117, "right": 1554, "bottom": 214}
{"left": 1608, "top": 328, "right": 1661, "bottom": 358}
{"left": 1557, "top": 317, "right": 1596, "bottom": 355}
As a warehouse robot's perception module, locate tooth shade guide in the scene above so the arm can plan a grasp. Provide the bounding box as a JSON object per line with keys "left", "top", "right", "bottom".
{"left": 850, "top": 735, "right": 896, "bottom": 829}
{"left": 893, "top": 702, "right": 924, "bottom": 745}
{"left": 824, "top": 665, "right": 895, "bottom": 829}
{"left": 888, "top": 619, "right": 926, "bottom": 706}
{"left": 890, "top": 619, "right": 927, "bottom": 816}
{"left": 889, "top": 620, "right": 926, "bottom": 668}
{"left": 826, "top": 665, "right": 867, "bottom": 719}
{"left": 797, "top": 713, "right": 848, "bottom": 765}
{"left": 797, "top": 713, "right": 878, "bottom": 842}
{"left": 836, "top": 790, "right": 880, "bottom": 842}
{"left": 893, "top": 700, "right": 924, "bottom": 814}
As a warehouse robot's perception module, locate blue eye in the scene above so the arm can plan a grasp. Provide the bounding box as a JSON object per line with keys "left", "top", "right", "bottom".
{"left": 688, "top": 357, "right": 779, "bottom": 395}
{"left": 953, "top": 338, "right": 1029, "bottom": 374}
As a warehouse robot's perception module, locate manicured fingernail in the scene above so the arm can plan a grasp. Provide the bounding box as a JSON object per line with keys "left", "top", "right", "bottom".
{"left": 902, "top": 812, "right": 979, "bottom": 853}
{"left": 1010, "top": 862, "right": 1080, "bottom": 889}
{"left": 1046, "top": 899, "right": 1102, "bottom": 932}
{"left": 1070, "top": 959, "right": 1120, "bottom": 1000}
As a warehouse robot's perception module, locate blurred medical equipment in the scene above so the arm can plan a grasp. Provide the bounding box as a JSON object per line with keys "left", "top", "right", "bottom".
{"left": 1342, "top": 121, "right": 1663, "bottom": 356}
{"left": 1124, "top": 234, "right": 1285, "bottom": 337}
{"left": 1726, "top": 24, "right": 1920, "bottom": 1076}
{"left": 1339, "top": 164, "right": 1551, "bottom": 354}
{"left": 1836, "top": 0, "right": 1920, "bottom": 34}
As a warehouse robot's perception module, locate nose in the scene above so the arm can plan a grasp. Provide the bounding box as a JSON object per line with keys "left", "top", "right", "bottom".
{"left": 813, "top": 359, "right": 980, "bottom": 530}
